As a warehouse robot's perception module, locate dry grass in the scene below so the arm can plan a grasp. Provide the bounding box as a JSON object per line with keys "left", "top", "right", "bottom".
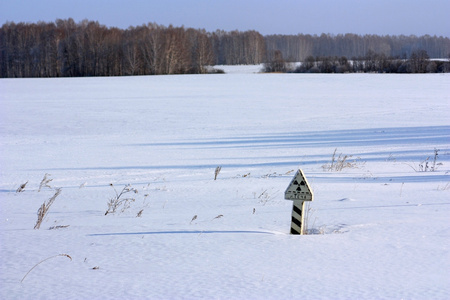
{"left": 437, "top": 182, "right": 450, "bottom": 191}
{"left": 105, "top": 184, "right": 137, "bottom": 215}
{"left": 49, "top": 225, "right": 70, "bottom": 230}
{"left": 21, "top": 254, "right": 72, "bottom": 283}
{"left": 34, "top": 188, "right": 61, "bottom": 229}
{"left": 214, "top": 166, "right": 222, "bottom": 180}
{"left": 190, "top": 215, "right": 198, "bottom": 224}
{"left": 303, "top": 202, "right": 317, "bottom": 235}
{"left": 322, "top": 148, "right": 363, "bottom": 171}
{"left": 255, "top": 189, "right": 275, "bottom": 205}
{"left": 405, "top": 148, "right": 441, "bottom": 172}
{"left": 38, "top": 173, "right": 53, "bottom": 192}
{"left": 16, "top": 181, "right": 28, "bottom": 193}
{"left": 419, "top": 148, "right": 440, "bottom": 172}
{"left": 212, "top": 214, "right": 223, "bottom": 220}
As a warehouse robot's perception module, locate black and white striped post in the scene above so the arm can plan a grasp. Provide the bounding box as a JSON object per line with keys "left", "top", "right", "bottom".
{"left": 290, "top": 201, "right": 306, "bottom": 235}
{"left": 284, "top": 169, "right": 314, "bottom": 235}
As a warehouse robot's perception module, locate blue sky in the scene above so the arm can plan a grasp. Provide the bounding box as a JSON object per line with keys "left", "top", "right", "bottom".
{"left": 1, "top": 0, "right": 449, "bottom": 37}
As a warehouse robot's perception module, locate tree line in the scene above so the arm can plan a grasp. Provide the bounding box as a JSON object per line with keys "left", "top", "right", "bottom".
{"left": 264, "top": 49, "right": 450, "bottom": 73}
{"left": 0, "top": 19, "right": 265, "bottom": 77}
{"left": 265, "top": 33, "right": 450, "bottom": 61}
{"left": 1, "top": 19, "right": 449, "bottom": 77}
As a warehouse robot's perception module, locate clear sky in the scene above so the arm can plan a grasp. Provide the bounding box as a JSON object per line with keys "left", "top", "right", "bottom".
{"left": 1, "top": 0, "right": 449, "bottom": 37}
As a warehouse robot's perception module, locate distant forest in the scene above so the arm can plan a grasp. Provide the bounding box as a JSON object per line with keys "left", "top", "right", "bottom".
{"left": 1, "top": 19, "right": 449, "bottom": 77}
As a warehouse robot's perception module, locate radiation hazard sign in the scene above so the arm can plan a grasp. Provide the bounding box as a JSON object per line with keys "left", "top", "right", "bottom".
{"left": 284, "top": 169, "right": 313, "bottom": 201}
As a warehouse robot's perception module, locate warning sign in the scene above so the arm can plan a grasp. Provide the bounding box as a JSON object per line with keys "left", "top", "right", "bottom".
{"left": 284, "top": 169, "right": 313, "bottom": 201}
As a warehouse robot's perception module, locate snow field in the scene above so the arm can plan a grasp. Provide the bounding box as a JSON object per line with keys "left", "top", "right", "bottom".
{"left": 1, "top": 70, "right": 449, "bottom": 299}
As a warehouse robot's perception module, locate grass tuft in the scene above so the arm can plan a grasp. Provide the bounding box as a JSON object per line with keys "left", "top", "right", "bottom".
{"left": 214, "top": 166, "right": 222, "bottom": 180}
{"left": 405, "top": 148, "right": 441, "bottom": 172}
{"left": 322, "top": 148, "right": 363, "bottom": 171}
{"left": 105, "top": 184, "right": 137, "bottom": 215}
{"left": 38, "top": 173, "right": 53, "bottom": 192}
{"left": 16, "top": 181, "right": 28, "bottom": 193}
{"left": 34, "top": 188, "right": 61, "bottom": 229}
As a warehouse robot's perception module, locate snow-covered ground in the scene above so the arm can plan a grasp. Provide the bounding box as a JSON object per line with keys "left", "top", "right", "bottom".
{"left": 214, "top": 64, "right": 264, "bottom": 73}
{"left": 1, "top": 68, "right": 449, "bottom": 299}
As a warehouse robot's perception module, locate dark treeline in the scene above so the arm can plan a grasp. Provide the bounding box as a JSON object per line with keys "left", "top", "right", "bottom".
{"left": 268, "top": 50, "right": 450, "bottom": 73}
{"left": 1, "top": 19, "right": 449, "bottom": 77}
{"left": 0, "top": 19, "right": 265, "bottom": 77}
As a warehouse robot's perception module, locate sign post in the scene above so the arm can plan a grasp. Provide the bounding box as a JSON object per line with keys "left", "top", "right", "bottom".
{"left": 284, "top": 169, "right": 313, "bottom": 235}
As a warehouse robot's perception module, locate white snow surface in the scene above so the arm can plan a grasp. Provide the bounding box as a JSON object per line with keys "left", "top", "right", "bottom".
{"left": 1, "top": 68, "right": 450, "bottom": 300}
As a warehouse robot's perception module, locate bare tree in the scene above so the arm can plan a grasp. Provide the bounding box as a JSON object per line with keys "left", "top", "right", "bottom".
{"left": 264, "top": 50, "right": 287, "bottom": 72}
{"left": 408, "top": 50, "right": 430, "bottom": 73}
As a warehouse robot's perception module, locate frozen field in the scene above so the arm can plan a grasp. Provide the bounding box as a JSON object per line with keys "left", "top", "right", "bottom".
{"left": 1, "top": 68, "right": 450, "bottom": 299}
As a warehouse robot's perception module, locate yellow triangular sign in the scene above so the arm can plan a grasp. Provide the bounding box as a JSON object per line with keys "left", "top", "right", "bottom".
{"left": 285, "top": 169, "right": 313, "bottom": 201}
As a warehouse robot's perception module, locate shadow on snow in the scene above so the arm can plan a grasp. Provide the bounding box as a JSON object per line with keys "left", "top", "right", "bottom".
{"left": 132, "top": 125, "right": 450, "bottom": 150}
{"left": 34, "top": 125, "right": 449, "bottom": 173}
{"left": 88, "top": 230, "right": 277, "bottom": 237}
